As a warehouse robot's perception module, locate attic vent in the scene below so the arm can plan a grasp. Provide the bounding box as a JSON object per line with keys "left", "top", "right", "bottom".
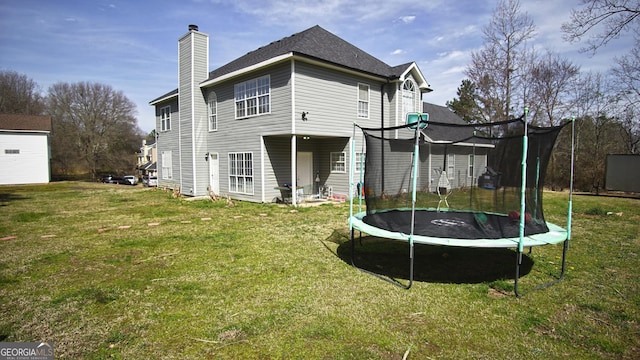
{"left": 188, "top": 24, "right": 199, "bottom": 32}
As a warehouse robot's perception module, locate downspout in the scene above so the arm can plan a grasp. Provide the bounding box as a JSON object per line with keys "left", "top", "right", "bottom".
{"left": 380, "top": 81, "right": 388, "bottom": 192}
{"left": 291, "top": 59, "right": 297, "bottom": 206}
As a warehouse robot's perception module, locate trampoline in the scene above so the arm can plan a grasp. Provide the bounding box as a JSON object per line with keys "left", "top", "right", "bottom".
{"left": 348, "top": 109, "right": 575, "bottom": 296}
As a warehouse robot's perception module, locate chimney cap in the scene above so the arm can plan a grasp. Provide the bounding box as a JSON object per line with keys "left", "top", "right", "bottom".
{"left": 188, "top": 24, "right": 199, "bottom": 32}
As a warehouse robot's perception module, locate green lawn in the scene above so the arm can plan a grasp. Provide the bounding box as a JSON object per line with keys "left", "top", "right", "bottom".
{"left": 1, "top": 182, "right": 638, "bottom": 359}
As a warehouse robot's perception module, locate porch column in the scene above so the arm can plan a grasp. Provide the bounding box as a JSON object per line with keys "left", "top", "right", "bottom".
{"left": 291, "top": 135, "right": 297, "bottom": 206}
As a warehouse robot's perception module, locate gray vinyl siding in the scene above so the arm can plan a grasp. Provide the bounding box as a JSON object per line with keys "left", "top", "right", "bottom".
{"left": 263, "top": 136, "right": 292, "bottom": 202}
{"left": 426, "top": 145, "right": 489, "bottom": 191}
{"left": 386, "top": 82, "right": 400, "bottom": 128}
{"left": 155, "top": 98, "right": 181, "bottom": 189}
{"left": 321, "top": 137, "right": 351, "bottom": 197}
{"left": 178, "top": 30, "right": 209, "bottom": 196}
{"left": 291, "top": 62, "right": 390, "bottom": 199}
{"left": 203, "top": 62, "right": 292, "bottom": 202}
{"left": 294, "top": 61, "right": 382, "bottom": 136}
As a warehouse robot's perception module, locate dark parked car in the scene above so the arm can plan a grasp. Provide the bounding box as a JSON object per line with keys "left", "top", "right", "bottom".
{"left": 101, "top": 175, "right": 116, "bottom": 183}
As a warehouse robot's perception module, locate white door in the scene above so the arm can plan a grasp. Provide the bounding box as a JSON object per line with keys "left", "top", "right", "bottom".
{"left": 297, "top": 152, "right": 313, "bottom": 195}
{"left": 208, "top": 152, "right": 219, "bottom": 194}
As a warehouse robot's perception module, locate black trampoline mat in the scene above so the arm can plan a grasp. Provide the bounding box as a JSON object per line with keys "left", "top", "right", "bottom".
{"left": 363, "top": 210, "right": 549, "bottom": 240}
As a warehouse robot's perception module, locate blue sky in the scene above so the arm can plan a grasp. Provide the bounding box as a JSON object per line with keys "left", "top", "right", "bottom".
{"left": 0, "top": 0, "right": 633, "bottom": 133}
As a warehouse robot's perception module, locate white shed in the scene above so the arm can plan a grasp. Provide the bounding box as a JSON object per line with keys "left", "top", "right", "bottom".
{"left": 0, "top": 114, "right": 52, "bottom": 185}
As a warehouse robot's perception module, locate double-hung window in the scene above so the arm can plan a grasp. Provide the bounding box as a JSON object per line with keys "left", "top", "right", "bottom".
{"left": 468, "top": 154, "right": 474, "bottom": 178}
{"left": 357, "top": 83, "right": 369, "bottom": 118}
{"left": 208, "top": 92, "right": 217, "bottom": 131}
{"left": 160, "top": 106, "right": 171, "bottom": 131}
{"left": 447, "top": 154, "right": 455, "bottom": 180}
{"left": 161, "top": 151, "right": 172, "bottom": 179}
{"left": 330, "top": 152, "right": 346, "bottom": 173}
{"left": 235, "top": 76, "right": 270, "bottom": 118}
{"left": 228, "top": 152, "right": 254, "bottom": 194}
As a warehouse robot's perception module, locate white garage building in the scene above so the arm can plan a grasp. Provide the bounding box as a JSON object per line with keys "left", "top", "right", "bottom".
{"left": 0, "top": 114, "right": 52, "bottom": 185}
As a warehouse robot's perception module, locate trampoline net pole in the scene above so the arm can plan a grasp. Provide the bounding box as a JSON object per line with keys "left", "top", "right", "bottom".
{"left": 518, "top": 107, "right": 529, "bottom": 254}
{"left": 349, "top": 123, "right": 356, "bottom": 232}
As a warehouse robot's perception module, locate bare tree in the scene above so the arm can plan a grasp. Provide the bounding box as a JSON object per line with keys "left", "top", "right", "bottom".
{"left": 47, "top": 82, "right": 143, "bottom": 179}
{"left": 0, "top": 70, "right": 45, "bottom": 115}
{"left": 530, "top": 52, "right": 581, "bottom": 126}
{"left": 616, "top": 106, "right": 640, "bottom": 152}
{"left": 561, "top": 0, "right": 640, "bottom": 54}
{"left": 610, "top": 43, "right": 640, "bottom": 153}
{"left": 466, "top": 0, "right": 536, "bottom": 122}
{"left": 562, "top": 0, "right": 640, "bottom": 157}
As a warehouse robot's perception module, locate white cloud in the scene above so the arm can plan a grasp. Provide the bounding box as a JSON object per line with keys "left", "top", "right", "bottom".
{"left": 399, "top": 15, "right": 415, "bottom": 24}
{"left": 391, "top": 49, "right": 405, "bottom": 55}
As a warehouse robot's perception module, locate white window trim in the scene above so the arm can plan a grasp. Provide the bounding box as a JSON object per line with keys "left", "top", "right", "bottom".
{"left": 330, "top": 152, "right": 346, "bottom": 173}
{"left": 401, "top": 79, "right": 418, "bottom": 121}
{"left": 357, "top": 83, "right": 370, "bottom": 119}
{"left": 234, "top": 75, "right": 271, "bottom": 119}
{"left": 355, "top": 152, "right": 365, "bottom": 173}
{"left": 208, "top": 92, "right": 217, "bottom": 131}
{"left": 228, "top": 152, "right": 254, "bottom": 195}
{"left": 160, "top": 105, "right": 171, "bottom": 132}
{"left": 468, "top": 154, "right": 474, "bottom": 177}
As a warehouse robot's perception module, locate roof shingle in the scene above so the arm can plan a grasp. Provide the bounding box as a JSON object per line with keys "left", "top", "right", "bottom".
{"left": 0, "top": 114, "right": 51, "bottom": 132}
{"left": 206, "top": 25, "right": 397, "bottom": 82}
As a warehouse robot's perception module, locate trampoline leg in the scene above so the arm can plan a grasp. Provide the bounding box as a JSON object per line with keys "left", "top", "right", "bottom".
{"left": 407, "top": 242, "right": 414, "bottom": 290}
{"left": 514, "top": 239, "right": 570, "bottom": 297}
{"left": 350, "top": 227, "right": 356, "bottom": 266}
{"left": 559, "top": 240, "right": 569, "bottom": 280}
{"left": 514, "top": 251, "right": 523, "bottom": 298}
{"left": 349, "top": 227, "right": 413, "bottom": 290}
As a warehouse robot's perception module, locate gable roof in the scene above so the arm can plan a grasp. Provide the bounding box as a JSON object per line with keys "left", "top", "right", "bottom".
{"left": 149, "top": 88, "right": 178, "bottom": 105}
{"left": 206, "top": 25, "right": 396, "bottom": 83}
{"left": 151, "top": 25, "right": 432, "bottom": 104}
{"left": 422, "top": 103, "right": 464, "bottom": 125}
{"left": 0, "top": 114, "right": 51, "bottom": 132}
{"left": 421, "top": 103, "right": 474, "bottom": 143}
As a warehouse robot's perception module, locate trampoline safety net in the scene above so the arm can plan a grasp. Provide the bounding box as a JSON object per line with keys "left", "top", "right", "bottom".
{"left": 357, "top": 117, "right": 568, "bottom": 240}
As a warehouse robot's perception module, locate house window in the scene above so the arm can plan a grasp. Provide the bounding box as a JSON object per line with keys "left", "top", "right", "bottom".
{"left": 357, "top": 83, "right": 369, "bottom": 118}
{"left": 229, "top": 152, "right": 254, "bottom": 194}
{"left": 4, "top": 149, "right": 19, "bottom": 154}
{"left": 331, "top": 152, "right": 346, "bottom": 173}
{"left": 468, "top": 154, "right": 474, "bottom": 177}
{"left": 355, "top": 152, "right": 365, "bottom": 173}
{"left": 235, "top": 76, "right": 270, "bottom": 118}
{"left": 161, "top": 151, "right": 172, "bottom": 179}
{"left": 160, "top": 106, "right": 171, "bottom": 131}
{"left": 447, "top": 154, "right": 455, "bottom": 180}
{"left": 208, "top": 92, "right": 217, "bottom": 131}
{"left": 402, "top": 79, "right": 418, "bottom": 121}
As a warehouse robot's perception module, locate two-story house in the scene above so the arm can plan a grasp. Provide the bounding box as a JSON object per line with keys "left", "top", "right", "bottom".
{"left": 149, "top": 24, "right": 433, "bottom": 204}
{"left": 136, "top": 139, "right": 157, "bottom": 179}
